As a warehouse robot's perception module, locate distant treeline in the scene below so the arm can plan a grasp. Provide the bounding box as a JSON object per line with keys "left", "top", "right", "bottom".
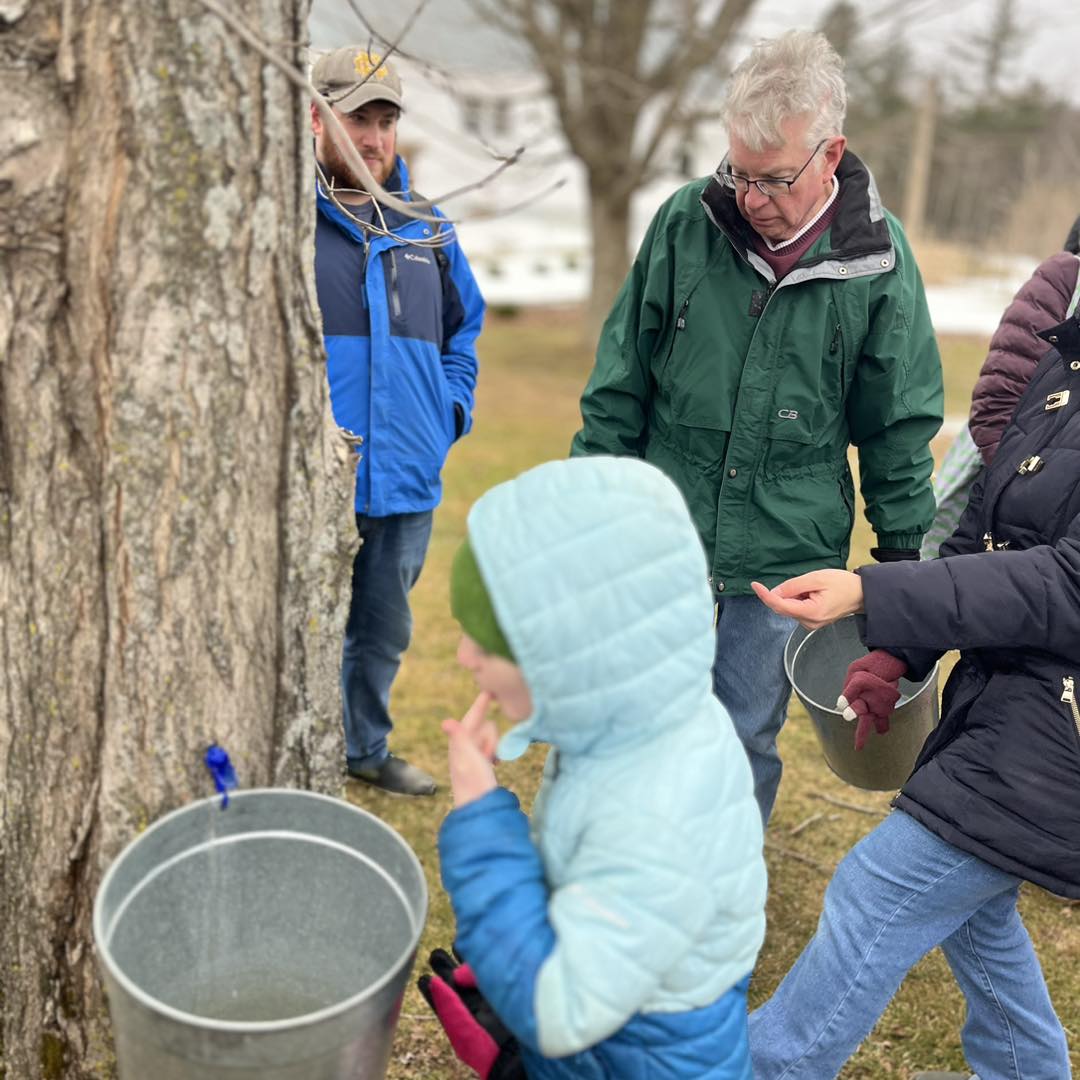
{"left": 823, "top": 0, "right": 1080, "bottom": 255}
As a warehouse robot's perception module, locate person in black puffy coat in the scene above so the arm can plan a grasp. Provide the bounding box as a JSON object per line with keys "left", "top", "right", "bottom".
{"left": 746, "top": 310, "right": 1080, "bottom": 1077}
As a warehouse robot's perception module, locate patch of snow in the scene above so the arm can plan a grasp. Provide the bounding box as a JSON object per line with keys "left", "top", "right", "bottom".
{"left": 924, "top": 262, "right": 1038, "bottom": 337}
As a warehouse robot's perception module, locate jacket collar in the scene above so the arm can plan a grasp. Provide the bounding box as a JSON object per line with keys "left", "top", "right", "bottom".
{"left": 1038, "top": 311, "right": 1080, "bottom": 366}
{"left": 701, "top": 149, "right": 892, "bottom": 263}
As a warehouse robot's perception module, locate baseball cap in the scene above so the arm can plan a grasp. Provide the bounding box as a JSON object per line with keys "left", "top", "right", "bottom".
{"left": 311, "top": 47, "right": 404, "bottom": 113}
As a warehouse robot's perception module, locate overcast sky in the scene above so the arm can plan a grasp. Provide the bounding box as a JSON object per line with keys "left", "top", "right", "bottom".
{"left": 310, "top": 0, "right": 1080, "bottom": 104}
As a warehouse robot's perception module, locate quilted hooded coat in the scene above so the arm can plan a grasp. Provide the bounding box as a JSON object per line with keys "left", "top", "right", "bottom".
{"left": 861, "top": 310, "right": 1080, "bottom": 898}
{"left": 439, "top": 456, "right": 767, "bottom": 1079}
{"left": 969, "top": 250, "right": 1080, "bottom": 464}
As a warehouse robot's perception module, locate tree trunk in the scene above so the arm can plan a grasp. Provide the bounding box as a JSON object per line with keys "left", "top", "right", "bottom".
{"left": 584, "top": 179, "right": 633, "bottom": 346}
{"left": 0, "top": 2, "right": 354, "bottom": 1076}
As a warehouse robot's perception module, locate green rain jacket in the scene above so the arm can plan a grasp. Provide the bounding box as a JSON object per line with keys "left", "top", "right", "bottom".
{"left": 571, "top": 151, "right": 943, "bottom": 595}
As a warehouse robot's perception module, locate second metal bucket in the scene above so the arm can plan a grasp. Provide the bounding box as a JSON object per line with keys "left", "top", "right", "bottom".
{"left": 93, "top": 788, "right": 428, "bottom": 1079}
{"left": 784, "top": 617, "right": 940, "bottom": 791}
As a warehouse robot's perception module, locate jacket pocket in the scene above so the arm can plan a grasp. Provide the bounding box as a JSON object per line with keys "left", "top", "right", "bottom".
{"left": 765, "top": 362, "right": 829, "bottom": 470}
{"left": 766, "top": 406, "right": 815, "bottom": 448}
{"left": 647, "top": 414, "right": 730, "bottom": 476}
{"left": 838, "top": 469, "right": 855, "bottom": 533}
{"left": 1061, "top": 675, "right": 1080, "bottom": 749}
{"left": 762, "top": 404, "right": 822, "bottom": 478}
{"left": 435, "top": 368, "right": 457, "bottom": 441}
{"left": 644, "top": 423, "right": 726, "bottom": 552}
{"left": 828, "top": 313, "right": 850, "bottom": 404}
{"left": 652, "top": 296, "right": 691, "bottom": 387}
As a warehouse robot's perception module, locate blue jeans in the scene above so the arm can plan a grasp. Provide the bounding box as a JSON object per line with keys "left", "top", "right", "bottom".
{"left": 750, "top": 811, "right": 1071, "bottom": 1079}
{"left": 341, "top": 511, "right": 433, "bottom": 771}
{"left": 712, "top": 595, "right": 796, "bottom": 825}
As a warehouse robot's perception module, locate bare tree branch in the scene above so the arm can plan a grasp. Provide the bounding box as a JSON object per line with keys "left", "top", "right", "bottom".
{"left": 614, "top": 0, "right": 756, "bottom": 198}
{"left": 196, "top": 0, "right": 560, "bottom": 229}
{"left": 341, "top": 0, "right": 432, "bottom": 75}
{"left": 470, "top": 0, "right": 573, "bottom": 134}
{"left": 463, "top": 0, "right": 764, "bottom": 333}
{"left": 644, "top": 0, "right": 758, "bottom": 91}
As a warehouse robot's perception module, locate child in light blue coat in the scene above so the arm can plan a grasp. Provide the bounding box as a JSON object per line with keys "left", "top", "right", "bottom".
{"left": 420, "top": 457, "right": 767, "bottom": 1079}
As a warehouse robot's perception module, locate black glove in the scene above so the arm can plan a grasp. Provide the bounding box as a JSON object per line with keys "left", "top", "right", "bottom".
{"left": 417, "top": 948, "right": 524, "bottom": 1080}
{"left": 869, "top": 547, "right": 919, "bottom": 563}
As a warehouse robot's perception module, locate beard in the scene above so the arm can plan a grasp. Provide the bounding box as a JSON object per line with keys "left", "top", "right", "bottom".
{"left": 318, "top": 133, "right": 392, "bottom": 192}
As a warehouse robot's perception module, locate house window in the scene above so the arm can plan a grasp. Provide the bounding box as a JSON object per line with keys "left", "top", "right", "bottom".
{"left": 463, "top": 97, "right": 482, "bottom": 135}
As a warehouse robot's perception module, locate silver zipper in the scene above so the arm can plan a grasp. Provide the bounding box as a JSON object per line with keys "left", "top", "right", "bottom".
{"left": 389, "top": 249, "right": 402, "bottom": 318}
{"left": 1062, "top": 676, "right": 1080, "bottom": 737}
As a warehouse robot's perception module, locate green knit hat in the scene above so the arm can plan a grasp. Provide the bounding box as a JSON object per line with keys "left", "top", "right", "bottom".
{"left": 449, "top": 536, "right": 515, "bottom": 661}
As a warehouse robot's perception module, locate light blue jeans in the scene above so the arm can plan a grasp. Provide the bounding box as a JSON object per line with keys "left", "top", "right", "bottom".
{"left": 749, "top": 811, "right": 1071, "bottom": 1079}
{"left": 712, "top": 594, "right": 797, "bottom": 825}
{"left": 341, "top": 510, "right": 433, "bottom": 771}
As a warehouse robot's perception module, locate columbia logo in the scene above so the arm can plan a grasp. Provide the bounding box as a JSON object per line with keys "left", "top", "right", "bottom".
{"left": 403, "top": 252, "right": 431, "bottom": 264}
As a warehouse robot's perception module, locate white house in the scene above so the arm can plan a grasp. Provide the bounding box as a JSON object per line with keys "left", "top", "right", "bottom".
{"left": 307, "top": 7, "right": 1043, "bottom": 330}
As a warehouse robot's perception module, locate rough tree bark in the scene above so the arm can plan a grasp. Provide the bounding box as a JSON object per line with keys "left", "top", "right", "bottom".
{"left": 0, "top": 2, "right": 355, "bottom": 1076}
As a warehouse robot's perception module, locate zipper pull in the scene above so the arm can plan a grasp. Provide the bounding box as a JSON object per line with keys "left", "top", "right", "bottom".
{"left": 675, "top": 299, "right": 689, "bottom": 331}
{"left": 1062, "top": 676, "right": 1075, "bottom": 705}
{"left": 829, "top": 323, "right": 841, "bottom": 354}
{"left": 982, "top": 532, "right": 995, "bottom": 551}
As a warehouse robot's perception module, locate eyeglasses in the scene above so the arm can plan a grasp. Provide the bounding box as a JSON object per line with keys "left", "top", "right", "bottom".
{"left": 718, "top": 139, "right": 828, "bottom": 198}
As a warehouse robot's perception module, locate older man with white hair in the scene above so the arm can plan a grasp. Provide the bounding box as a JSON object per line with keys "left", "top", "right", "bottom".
{"left": 572, "top": 30, "right": 943, "bottom": 826}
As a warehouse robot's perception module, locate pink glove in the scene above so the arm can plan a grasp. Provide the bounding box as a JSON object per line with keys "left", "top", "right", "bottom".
{"left": 837, "top": 650, "right": 908, "bottom": 751}
{"left": 417, "top": 949, "right": 521, "bottom": 1079}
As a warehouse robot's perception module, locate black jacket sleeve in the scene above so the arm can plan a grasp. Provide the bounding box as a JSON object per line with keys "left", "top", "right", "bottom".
{"left": 859, "top": 516, "right": 1080, "bottom": 664}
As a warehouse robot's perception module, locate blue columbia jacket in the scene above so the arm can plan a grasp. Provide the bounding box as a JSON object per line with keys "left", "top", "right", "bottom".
{"left": 441, "top": 457, "right": 768, "bottom": 1079}
{"left": 314, "top": 157, "right": 484, "bottom": 515}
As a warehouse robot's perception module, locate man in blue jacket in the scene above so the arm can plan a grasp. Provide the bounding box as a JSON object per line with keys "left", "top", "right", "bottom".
{"left": 311, "top": 46, "right": 484, "bottom": 795}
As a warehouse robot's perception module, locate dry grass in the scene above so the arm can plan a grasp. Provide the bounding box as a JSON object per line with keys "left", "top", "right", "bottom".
{"left": 339, "top": 307, "right": 1079, "bottom": 1078}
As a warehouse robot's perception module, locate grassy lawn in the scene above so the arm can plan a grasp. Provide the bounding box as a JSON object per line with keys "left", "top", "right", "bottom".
{"left": 342, "top": 308, "right": 1080, "bottom": 1078}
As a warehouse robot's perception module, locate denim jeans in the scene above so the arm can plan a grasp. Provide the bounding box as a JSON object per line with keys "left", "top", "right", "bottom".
{"left": 711, "top": 594, "right": 797, "bottom": 825}
{"left": 749, "top": 811, "right": 1071, "bottom": 1079}
{"left": 341, "top": 511, "right": 434, "bottom": 771}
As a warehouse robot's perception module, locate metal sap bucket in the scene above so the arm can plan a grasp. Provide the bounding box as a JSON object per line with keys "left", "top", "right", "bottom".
{"left": 93, "top": 789, "right": 427, "bottom": 1080}
{"left": 784, "top": 617, "right": 940, "bottom": 791}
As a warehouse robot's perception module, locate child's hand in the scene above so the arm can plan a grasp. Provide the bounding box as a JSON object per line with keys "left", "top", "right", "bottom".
{"left": 444, "top": 692, "right": 499, "bottom": 808}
